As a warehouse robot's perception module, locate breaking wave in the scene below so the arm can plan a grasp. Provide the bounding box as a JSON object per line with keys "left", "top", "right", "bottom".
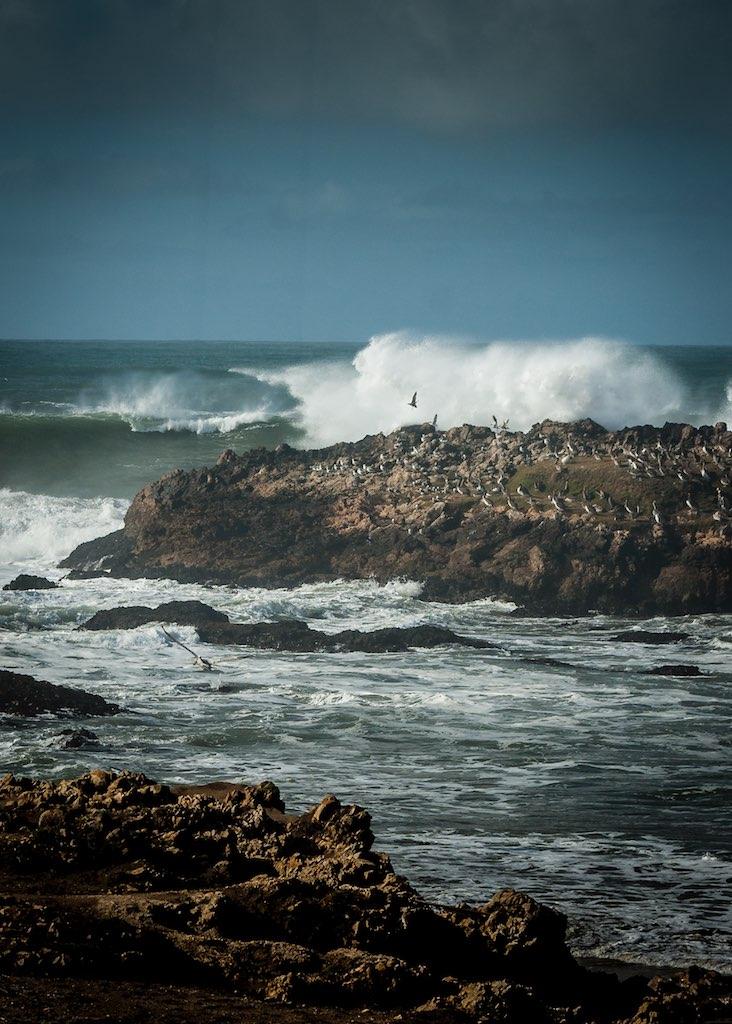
{"left": 0, "top": 488, "right": 129, "bottom": 571}
{"left": 237, "top": 332, "right": 689, "bottom": 446}
{"left": 75, "top": 370, "right": 289, "bottom": 434}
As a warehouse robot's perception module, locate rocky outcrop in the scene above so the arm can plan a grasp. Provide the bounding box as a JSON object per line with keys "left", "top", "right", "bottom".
{"left": 61, "top": 419, "right": 732, "bottom": 615}
{"left": 3, "top": 574, "right": 58, "bottom": 591}
{"left": 79, "top": 600, "right": 494, "bottom": 652}
{"left": 0, "top": 669, "right": 120, "bottom": 717}
{"left": 645, "top": 664, "right": 703, "bottom": 677}
{"left": 79, "top": 599, "right": 229, "bottom": 631}
{"left": 612, "top": 630, "right": 690, "bottom": 644}
{"left": 0, "top": 769, "right": 726, "bottom": 1022}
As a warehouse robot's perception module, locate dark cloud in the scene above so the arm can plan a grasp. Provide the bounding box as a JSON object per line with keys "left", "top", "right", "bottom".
{"left": 1, "top": 0, "right": 730, "bottom": 132}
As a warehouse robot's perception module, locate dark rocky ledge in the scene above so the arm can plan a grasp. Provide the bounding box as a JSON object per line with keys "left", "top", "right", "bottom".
{"left": 644, "top": 664, "right": 704, "bottom": 677}
{"left": 611, "top": 630, "right": 690, "bottom": 644}
{"left": 79, "top": 600, "right": 495, "bottom": 653}
{"left": 0, "top": 769, "right": 727, "bottom": 1023}
{"left": 0, "top": 669, "right": 120, "bottom": 717}
{"left": 61, "top": 419, "right": 732, "bottom": 616}
{"left": 3, "top": 574, "right": 58, "bottom": 591}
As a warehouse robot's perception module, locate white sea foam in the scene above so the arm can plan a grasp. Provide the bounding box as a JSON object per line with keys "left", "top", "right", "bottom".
{"left": 0, "top": 488, "right": 128, "bottom": 573}
{"left": 76, "top": 372, "right": 275, "bottom": 434}
{"left": 244, "top": 332, "right": 686, "bottom": 446}
{"left": 155, "top": 409, "right": 272, "bottom": 434}
{"left": 716, "top": 378, "right": 732, "bottom": 425}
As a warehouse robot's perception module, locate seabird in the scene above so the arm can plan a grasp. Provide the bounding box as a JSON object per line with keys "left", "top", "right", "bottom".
{"left": 161, "top": 626, "right": 213, "bottom": 671}
{"left": 408, "top": 392, "right": 418, "bottom": 408}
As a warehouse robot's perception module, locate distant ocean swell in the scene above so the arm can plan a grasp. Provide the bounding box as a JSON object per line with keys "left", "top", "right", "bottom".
{"left": 1, "top": 333, "right": 730, "bottom": 497}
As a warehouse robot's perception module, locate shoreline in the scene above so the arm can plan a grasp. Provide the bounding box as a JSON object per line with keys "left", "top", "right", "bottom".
{"left": 0, "top": 769, "right": 728, "bottom": 1022}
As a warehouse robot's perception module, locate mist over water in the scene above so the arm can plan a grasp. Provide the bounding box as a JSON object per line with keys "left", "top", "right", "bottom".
{"left": 0, "top": 335, "right": 731, "bottom": 971}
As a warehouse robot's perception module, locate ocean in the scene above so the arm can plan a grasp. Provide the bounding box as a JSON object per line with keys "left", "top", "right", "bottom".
{"left": 1, "top": 335, "right": 731, "bottom": 971}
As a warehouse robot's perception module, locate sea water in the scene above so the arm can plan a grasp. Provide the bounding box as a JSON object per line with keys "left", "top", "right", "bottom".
{"left": 0, "top": 335, "right": 730, "bottom": 970}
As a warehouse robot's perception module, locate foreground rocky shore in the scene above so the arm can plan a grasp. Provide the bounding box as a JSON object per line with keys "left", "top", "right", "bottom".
{"left": 0, "top": 769, "right": 728, "bottom": 1023}
{"left": 62, "top": 419, "right": 732, "bottom": 615}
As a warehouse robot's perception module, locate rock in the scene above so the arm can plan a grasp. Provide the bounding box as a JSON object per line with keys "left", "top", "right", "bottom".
{"left": 612, "top": 631, "right": 689, "bottom": 645}
{"left": 0, "top": 669, "right": 120, "bottom": 717}
{"left": 79, "top": 603, "right": 494, "bottom": 653}
{"left": 58, "top": 727, "right": 101, "bottom": 749}
{"left": 0, "top": 769, "right": 722, "bottom": 1021}
{"left": 197, "top": 620, "right": 495, "bottom": 653}
{"left": 60, "top": 419, "right": 732, "bottom": 616}
{"left": 3, "top": 574, "right": 58, "bottom": 591}
{"left": 81, "top": 600, "right": 229, "bottom": 631}
{"left": 645, "top": 664, "right": 704, "bottom": 677}
{"left": 627, "top": 966, "right": 731, "bottom": 1023}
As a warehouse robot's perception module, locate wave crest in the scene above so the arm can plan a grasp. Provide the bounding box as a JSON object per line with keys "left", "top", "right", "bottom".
{"left": 76, "top": 370, "right": 286, "bottom": 434}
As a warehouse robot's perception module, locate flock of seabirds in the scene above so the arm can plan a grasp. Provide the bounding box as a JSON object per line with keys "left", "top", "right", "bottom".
{"left": 295, "top": 391, "right": 732, "bottom": 537}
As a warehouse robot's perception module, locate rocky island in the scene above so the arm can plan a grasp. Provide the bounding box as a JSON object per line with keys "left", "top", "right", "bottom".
{"left": 62, "top": 419, "right": 732, "bottom": 616}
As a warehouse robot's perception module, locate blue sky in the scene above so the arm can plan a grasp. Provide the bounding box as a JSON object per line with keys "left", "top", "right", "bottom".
{"left": 1, "top": 1, "right": 730, "bottom": 344}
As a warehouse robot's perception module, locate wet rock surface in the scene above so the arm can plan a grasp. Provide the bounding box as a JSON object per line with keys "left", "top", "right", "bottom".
{"left": 645, "top": 664, "right": 704, "bottom": 677}
{"left": 79, "top": 601, "right": 496, "bottom": 653}
{"left": 61, "top": 419, "right": 732, "bottom": 616}
{"left": 0, "top": 669, "right": 120, "bottom": 718}
{"left": 79, "top": 599, "right": 229, "bottom": 631}
{"left": 57, "top": 727, "right": 101, "bottom": 749}
{"left": 3, "top": 574, "right": 58, "bottom": 591}
{"left": 0, "top": 769, "right": 726, "bottom": 1022}
{"left": 611, "top": 630, "right": 690, "bottom": 645}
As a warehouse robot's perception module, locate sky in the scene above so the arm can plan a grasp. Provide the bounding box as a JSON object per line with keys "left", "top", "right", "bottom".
{"left": 0, "top": 0, "right": 730, "bottom": 345}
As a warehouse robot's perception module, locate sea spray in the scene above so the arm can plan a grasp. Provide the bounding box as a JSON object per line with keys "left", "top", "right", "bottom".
{"left": 248, "top": 332, "right": 687, "bottom": 445}
{"left": 0, "top": 488, "right": 128, "bottom": 573}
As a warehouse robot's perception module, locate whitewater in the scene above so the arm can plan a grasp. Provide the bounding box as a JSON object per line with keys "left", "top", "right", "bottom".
{"left": 0, "top": 335, "right": 731, "bottom": 972}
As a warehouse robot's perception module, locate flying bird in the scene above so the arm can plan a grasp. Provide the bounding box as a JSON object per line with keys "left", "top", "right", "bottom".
{"left": 161, "top": 626, "right": 213, "bottom": 671}
{"left": 408, "top": 392, "right": 418, "bottom": 408}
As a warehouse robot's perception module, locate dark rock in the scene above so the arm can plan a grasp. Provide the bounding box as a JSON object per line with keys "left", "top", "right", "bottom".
{"left": 79, "top": 603, "right": 494, "bottom": 653}
{"left": 81, "top": 600, "right": 229, "bottom": 631}
{"left": 0, "top": 669, "right": 120, "bottom": 717}
{"left": 645, "top": 664, "right": 704, "bottom": 677}
{"left": 612, "top": 630, "right": 690, "bottom": 645}
{"left": 3, "top": 574, "right": 58, "bottom": 591}
{"left": 58, "top": 727, "right": 100, "bottom": 749}
{"left": 199, "top": 620, "right": 495, "bottom": 653}
{"left": 628, "top": 966, "right": 731, "bottom": 1023}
